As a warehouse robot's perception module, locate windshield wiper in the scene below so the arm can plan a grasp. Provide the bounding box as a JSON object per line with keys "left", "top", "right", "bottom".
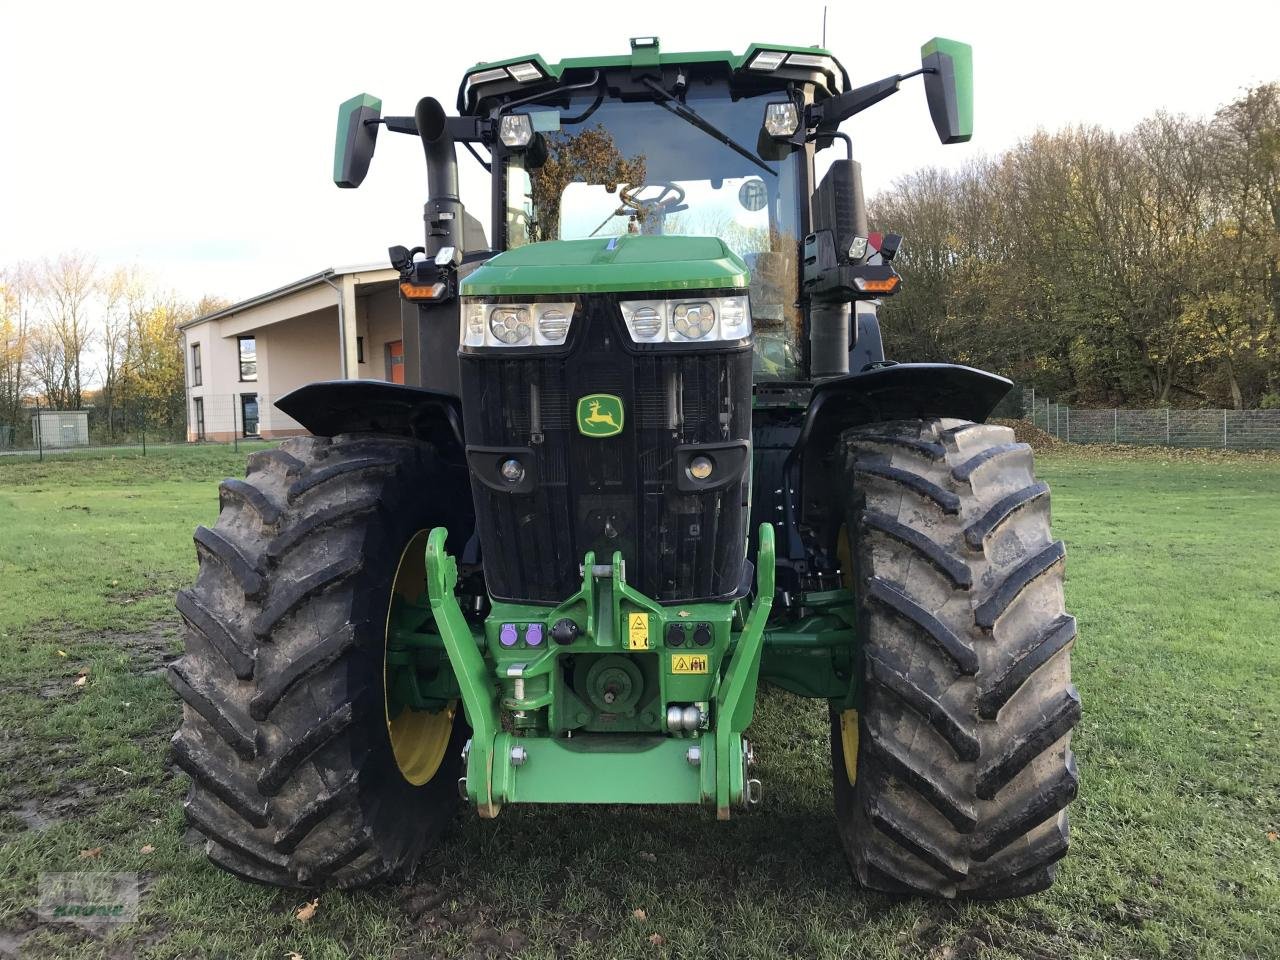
{"left": 637, "top": 77, "right": 776, "bottom": 178}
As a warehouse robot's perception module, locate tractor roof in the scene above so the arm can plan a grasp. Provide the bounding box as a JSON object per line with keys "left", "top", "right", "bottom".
{"left": 456, "top": 37, "right": 850, "bottom": 114}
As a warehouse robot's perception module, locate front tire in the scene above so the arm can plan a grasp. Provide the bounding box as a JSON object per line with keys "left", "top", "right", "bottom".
{"left": 830, "top": 418, "right": 1079, "bottom": 899}
{"left": 168, "top": 433, "right": 471, "bottom": 889}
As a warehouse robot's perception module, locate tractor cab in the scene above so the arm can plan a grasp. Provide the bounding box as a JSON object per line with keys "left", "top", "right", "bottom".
{"left": 474, "top": 39, "right": 839, "bottom": 381}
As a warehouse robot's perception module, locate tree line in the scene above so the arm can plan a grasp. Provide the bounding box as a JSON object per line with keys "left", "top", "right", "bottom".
{"left": 0, "top": 254, "right": 226, "bottom": 442}
{"left": 871, "top": 81, "right": 1280, "bottom": 410}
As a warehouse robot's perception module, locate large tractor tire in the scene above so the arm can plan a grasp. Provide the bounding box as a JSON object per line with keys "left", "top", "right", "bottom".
{"left": 830, "top": 418, "right": 1079, "bottom": 899}
{"left": 168, "top": 434, "right": 471, "bottom": 889}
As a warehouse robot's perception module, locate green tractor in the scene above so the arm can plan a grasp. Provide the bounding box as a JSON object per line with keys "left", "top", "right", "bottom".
{"left": 170, "top": 36, "right": 1078, "bottom": 899}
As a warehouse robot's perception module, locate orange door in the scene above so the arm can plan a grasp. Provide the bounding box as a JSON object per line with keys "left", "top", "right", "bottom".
{"left": 387, "top": 340, "right": 404, "bottom": 384}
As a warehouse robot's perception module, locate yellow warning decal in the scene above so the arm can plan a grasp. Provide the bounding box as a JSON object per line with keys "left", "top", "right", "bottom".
{"left": 627, "top": 613, "right": 650, "bottom": 650}
{"left": 670, "top": 654, "right": 709, "bottom": 674}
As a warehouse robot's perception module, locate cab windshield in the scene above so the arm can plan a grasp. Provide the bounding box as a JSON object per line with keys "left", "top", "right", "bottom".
{"left": 503, "top": 87, "right": 805, "bottom": 379}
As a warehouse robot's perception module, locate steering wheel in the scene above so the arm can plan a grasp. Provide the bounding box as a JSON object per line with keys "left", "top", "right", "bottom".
{"left": 619, "top": 182, "right": 688, "bottom": 215}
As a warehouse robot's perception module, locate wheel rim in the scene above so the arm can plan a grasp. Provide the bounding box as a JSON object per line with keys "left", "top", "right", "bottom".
{"left": 836, "top": 523, "right": 859, "bottom": 786}
{"left": 384, "top": 529, "right": 455, "bottom": 786}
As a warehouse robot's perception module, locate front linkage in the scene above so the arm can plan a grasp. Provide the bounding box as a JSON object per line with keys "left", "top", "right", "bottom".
{"left": 408, "top": 525, "right": 775, "bottom": 818}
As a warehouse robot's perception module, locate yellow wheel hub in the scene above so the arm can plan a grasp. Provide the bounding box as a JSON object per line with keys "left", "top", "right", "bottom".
{"left": 836, "top": 524, "right": 858, "bottom": 785}
{"left": 384, "top": 529, "right": 456, "bottom": 786}
{"left": 839, "top": 709, "right": 860, "bottom": 785}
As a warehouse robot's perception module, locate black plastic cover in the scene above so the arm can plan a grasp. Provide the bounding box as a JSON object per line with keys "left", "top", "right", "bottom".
{"left": 460, "top": 294, "right": 752, "bottom": 604}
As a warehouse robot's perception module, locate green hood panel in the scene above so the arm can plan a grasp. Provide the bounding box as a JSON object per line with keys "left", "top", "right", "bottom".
{"left": 461, "top": 236, "right": 749, "bottom": 297}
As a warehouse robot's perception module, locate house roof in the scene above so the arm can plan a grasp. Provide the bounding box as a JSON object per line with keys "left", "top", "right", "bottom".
{"left": 179, "top": 263, "right": 394, "bottom": 330}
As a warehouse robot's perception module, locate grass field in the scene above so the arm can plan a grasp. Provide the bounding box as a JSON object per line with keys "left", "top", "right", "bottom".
{"left": 1, "top": 442, "right": 1278, "bottom": 959}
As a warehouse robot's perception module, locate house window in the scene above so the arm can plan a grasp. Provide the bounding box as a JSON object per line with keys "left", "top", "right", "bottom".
{"left": 240, "top": 393, "right": 259, "bottom": 437}
{"left": 356, "top": 336, "right": 365, "bottom": 364}
{"left": 191, "top": 343, "right": 202, "bottom": 386}
{"left": 238, "top": 336, "right": 258, "bottom": 381}
{"left": 193, "top": 397, "right": 206, "bottom": 440}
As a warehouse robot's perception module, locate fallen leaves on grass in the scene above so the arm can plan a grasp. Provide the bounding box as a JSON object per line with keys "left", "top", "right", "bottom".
{"left": 1267, "top": 831, "right": 1278, "bottom": 842}
{"left": 79, "top": 847, "right": 102, "bottom": 859}
{"left": 140, "top": 844, "right": 155, "bottom": 855}
{"left": 632, "top": 908, "right": 647, "bottom": 921}
{"left": 648, "top": 933, "right": 665, "bottom": 946}
{"left": 295, "top": 899, "right": 319, "bottom": 923}
{"left": 284, "top": 953, "right": 304, "bottom": 960}
{"left": 73, "top": 674, "right": 88, "bottom": 688}
{"left": 638, "top": 851, "right": 657, "bottom": 862}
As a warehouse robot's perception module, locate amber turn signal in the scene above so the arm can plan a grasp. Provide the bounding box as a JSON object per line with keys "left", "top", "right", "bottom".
{"left": 400, "top": 281, "right": 446, "bottom": 301}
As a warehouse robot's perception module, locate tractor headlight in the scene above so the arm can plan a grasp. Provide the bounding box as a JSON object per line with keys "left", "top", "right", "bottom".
{"left": 671, "top": 301, "right": 717, "bottom": 340}
{"left": 763, "top": 101, "right": 800, "bottom": 138}
{"left": 621, "top": 295, "right": 752, "bottom": 345}
{"left": 498, "top": 113, "right": 533, "bottom": 148}
{"left": 489, "top": 306, "right": 532, "bottom": 345}
{"left": 460, "top": 300, "right": 576, "bottom": 348}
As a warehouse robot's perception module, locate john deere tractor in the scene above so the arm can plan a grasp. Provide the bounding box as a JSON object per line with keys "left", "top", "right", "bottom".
{"left": 170, "top": 36, "right": 1079, "bottom": 898}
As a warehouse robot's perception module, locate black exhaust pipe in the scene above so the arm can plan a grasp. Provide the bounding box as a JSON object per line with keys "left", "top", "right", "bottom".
{"left": 414, "top": 97, "right": 464, "bottom": 257}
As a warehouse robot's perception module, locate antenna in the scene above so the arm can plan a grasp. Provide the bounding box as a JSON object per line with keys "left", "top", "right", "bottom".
{"left": 822, "top": 5, "right": 828, "bottom": 47}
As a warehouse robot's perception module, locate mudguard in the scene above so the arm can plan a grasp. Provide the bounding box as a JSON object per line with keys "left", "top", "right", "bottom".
{"left": 275, "top": 380, "right": 465, "bottom": 461}
{"left": 780, "top": 362, "right": 1012, "bottom": 566}
{"left": 796, "top": 362, "right": 1011, "bottom": 461}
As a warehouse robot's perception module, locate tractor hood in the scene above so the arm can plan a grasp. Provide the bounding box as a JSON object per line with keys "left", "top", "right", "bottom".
{"left": 460, "top": 235, "right": 749, "bottom": 297}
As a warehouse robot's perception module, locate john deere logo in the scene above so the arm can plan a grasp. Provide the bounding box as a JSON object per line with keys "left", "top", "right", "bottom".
{"left": 577, "top": 394, "right": 624, "bottom": 438}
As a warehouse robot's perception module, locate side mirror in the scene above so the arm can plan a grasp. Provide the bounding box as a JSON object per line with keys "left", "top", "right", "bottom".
{"left": 334, "top": 93, "right": 382, "bottom": 188}
{"left": 920, "top": 38, "right": 973, "bottom": 144}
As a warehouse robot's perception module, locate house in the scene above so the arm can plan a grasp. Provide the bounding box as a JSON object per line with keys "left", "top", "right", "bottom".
{"left": 179, "top": 265, "right": 409, "bottom": 441}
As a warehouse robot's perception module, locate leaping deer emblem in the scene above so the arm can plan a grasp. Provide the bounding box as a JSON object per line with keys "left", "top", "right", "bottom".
{"left": 585, "top": 399, "right": 619, "bottom": 430}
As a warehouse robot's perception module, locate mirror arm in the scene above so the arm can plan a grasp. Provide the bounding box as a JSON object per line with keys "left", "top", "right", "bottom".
{"left": 371, "top": 114, "right": 493, "bottom": 143}
{"left": 805, "top": 66, "right": 936, "bottom": 132}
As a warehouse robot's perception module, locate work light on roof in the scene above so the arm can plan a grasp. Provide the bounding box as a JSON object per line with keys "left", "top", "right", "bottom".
{"left": 747, "top": 49, "right": 840, "bottom": 88}
{"left": 747, "top": 49, "right": 787, "bottom": 71}
{"left": 506, "top": 61, "right": 543, "bottom": 82}
{"left": 462, "top": 60, "right": 544, "bottom": 104}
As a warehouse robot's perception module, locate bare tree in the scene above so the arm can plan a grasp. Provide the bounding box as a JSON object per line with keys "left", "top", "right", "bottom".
{"left": 36, "top": 252, "right": 97, "bottom": 409}
{"left": 0, "top": 264, "right": 36, "bottom": 436}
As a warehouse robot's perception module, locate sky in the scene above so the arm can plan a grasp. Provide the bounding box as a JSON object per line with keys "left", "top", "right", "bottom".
{"left": 3, "top": 0, "right": 1278, "bottom": 304}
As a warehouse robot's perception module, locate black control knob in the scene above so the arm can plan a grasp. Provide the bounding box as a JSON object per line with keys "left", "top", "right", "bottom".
{"left": 552, "top": 618, "right": 580, "bottom": 645}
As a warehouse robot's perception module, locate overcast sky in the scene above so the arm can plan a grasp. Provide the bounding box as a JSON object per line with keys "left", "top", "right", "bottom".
{"left": 3, "top": 0, "right": 1277, "bottom": 303}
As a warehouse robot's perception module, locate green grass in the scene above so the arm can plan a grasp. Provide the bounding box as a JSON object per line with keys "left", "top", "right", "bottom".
{"left": 1, "top": 444, "right": 1278, "bottom": 959}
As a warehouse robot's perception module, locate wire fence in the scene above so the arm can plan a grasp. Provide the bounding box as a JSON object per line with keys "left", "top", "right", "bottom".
{"left": 1025, "top": 393, "right": 1280, "bottom": 450}
{"left": 4, "top": 387, "right": 1280, "bottom": 459}
{"left": 0, "top": 394, "right": 296, "bottom": 459}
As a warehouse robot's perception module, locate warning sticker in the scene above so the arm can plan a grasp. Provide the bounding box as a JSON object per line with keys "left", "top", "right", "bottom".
{"left": 670, "top": 654, "right": 709, "bottom": 675}
{"left": 627, "top": 613, "right": 650, "bottom": 650}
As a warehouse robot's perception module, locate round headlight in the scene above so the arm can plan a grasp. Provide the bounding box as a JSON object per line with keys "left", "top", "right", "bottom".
{"left": 688, "top": 455, "right": 714, "bottom": 481}
{"left": 489, "top": 307, "right": 532, "bottom": 345}
{"left": 500, "top": 458, "right": 524, "bottom": 482}
{"left": 536, "top": 308, "right": 570, "bottom": 343}
{"left": 631, "top": 306, "right": 663, "bottom": 340}
{"left": 671, "top": 301, "right": 716, "bottom": 340}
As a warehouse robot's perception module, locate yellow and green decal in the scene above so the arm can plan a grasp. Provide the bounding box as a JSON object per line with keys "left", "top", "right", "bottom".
{"left": 577, "top": 394, "right": 624, "bottom": 438}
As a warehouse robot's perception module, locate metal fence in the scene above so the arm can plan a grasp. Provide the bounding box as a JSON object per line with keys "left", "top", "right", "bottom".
{"left": 0, "top": 394, "right": 291, "bottom": 459}
{"left": 1026, "top": 394, "right": 1280, "bottom": 450}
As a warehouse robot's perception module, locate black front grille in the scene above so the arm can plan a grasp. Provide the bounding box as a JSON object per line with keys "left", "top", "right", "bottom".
{"left": 460, "top": 294, "right": 752, "bottom": 603}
